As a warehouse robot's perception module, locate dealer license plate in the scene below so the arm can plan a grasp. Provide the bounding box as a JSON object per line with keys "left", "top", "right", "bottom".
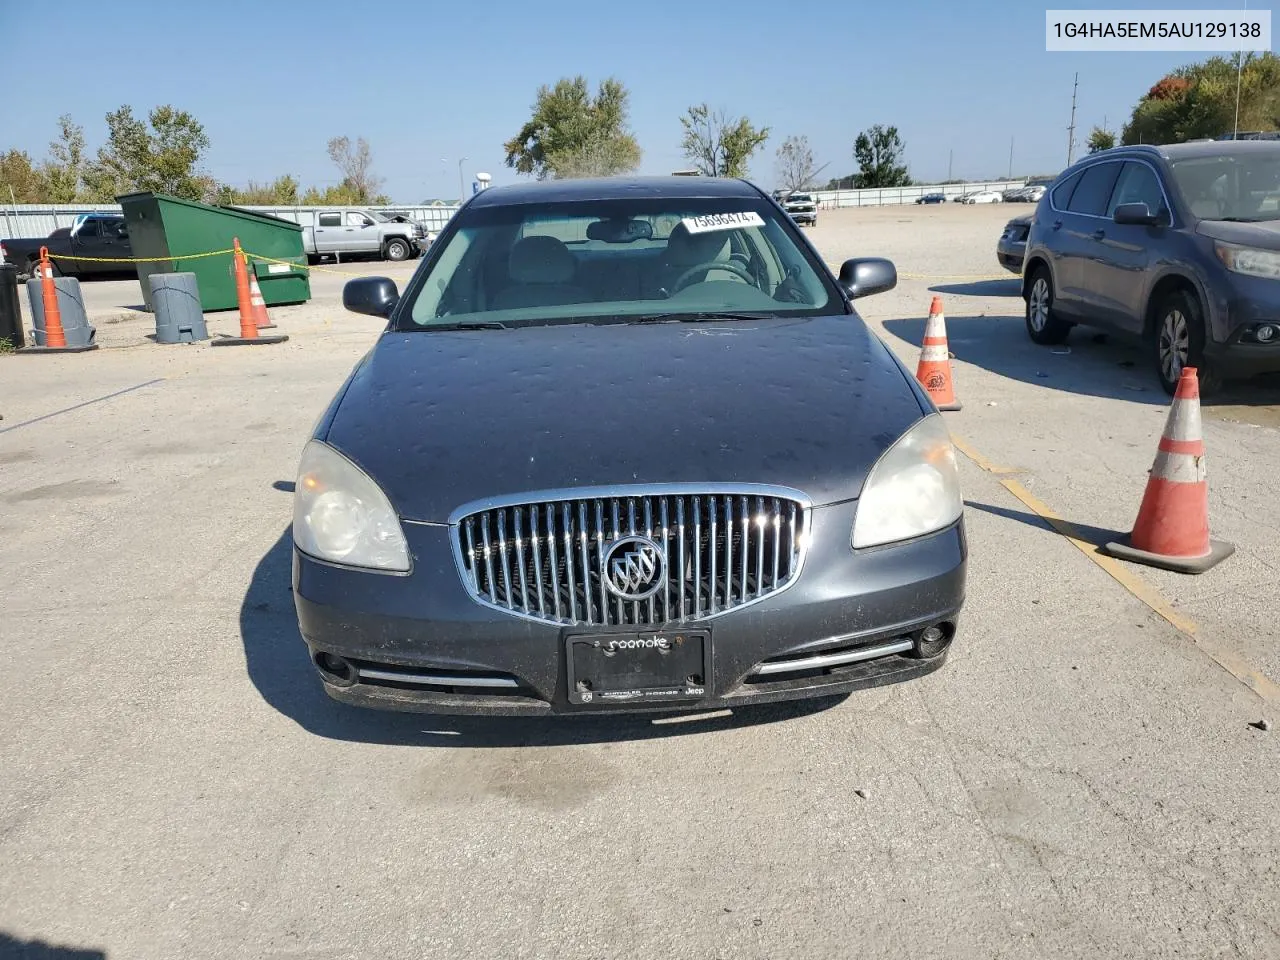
{"left": 565, "top": 631, "right": 710, "bottom": 707}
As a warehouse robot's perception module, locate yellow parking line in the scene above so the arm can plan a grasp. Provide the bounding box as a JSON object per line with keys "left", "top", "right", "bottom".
{"left": 952, "top": 432, "right": 1280, "bottom": 706}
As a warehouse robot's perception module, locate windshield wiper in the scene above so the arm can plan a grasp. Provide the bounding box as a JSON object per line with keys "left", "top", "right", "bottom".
{"left": 626, "top": 311, "right": 769, "bottom": 325}
{"left": 419, "top": 320, "right": 508, "bottom": 331}
{"left": 1217, "top": 216, "right": 1275, "bottom": 222}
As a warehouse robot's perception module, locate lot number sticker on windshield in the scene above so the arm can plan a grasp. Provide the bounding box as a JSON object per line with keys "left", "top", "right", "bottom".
{"left": 681, "top": 211, "right": 765, "bottom": 234}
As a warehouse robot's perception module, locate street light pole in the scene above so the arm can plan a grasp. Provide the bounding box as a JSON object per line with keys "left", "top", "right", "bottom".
{"left": 458, "top": 157, "right": 468, "bottom": 205}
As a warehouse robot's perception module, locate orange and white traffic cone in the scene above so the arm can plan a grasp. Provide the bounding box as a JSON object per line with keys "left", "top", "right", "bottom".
{"left": 247, "top": 270, "right": 276, "bottom": 329}
{"left": 38, "top": 247, "right": 67, "bottom": 349}
{"left": 915, "top": 295, "right": 961, "bottom": 411}
{"left": 1103, "top": 366, "right": 1234, "bottom": 573}
{"left": 211, "top": 238, "right": 288, "bottom": 347}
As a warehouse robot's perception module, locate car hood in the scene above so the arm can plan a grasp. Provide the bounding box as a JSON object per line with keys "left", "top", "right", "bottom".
{"left": 323, "top": 317, "right": 929, "bottom": 523}
{"left": 1195, "top": 218, "right": 1280, "bottom": 249}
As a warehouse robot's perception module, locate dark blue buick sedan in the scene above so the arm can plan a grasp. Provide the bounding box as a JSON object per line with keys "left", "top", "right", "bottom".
{"left": 290, "top": 176, "right": 967, "bottom": 716}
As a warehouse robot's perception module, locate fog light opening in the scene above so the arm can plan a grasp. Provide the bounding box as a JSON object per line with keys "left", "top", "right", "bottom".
{"left": 912, "top": 622, "right": 955, "bottom": 660}
{"left": 1256, "top": 323, "right": 1278, "bottom": 343}
{"left": 314, "top": 651, "right": 357, "bottom": 686}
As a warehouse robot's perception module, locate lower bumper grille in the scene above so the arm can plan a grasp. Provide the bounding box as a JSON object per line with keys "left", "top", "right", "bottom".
{"left": 452, "top": 486, "right": 810, "bottom": 627}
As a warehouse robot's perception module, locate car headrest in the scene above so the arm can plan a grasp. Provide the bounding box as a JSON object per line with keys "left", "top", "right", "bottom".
{"left": 665, "top": 222, "right": 730, "bottom": 266}
{"left": 508, "top": 236, "right": 575, "bottom": 284}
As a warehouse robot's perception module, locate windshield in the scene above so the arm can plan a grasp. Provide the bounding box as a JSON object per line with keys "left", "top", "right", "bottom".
{"left": 1170, "top": 150, "right": 1280, "bottom": 221}
{"left": 399, "top": 195, "right": 840, "bottom": 329}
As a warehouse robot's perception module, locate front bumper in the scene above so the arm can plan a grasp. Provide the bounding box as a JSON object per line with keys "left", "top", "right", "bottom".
{"left": 292, "top": 502, "right": 967, "bottom": 716}
{"left": 1204, "top": 272, "right": 1280, "bottom": 377}
{"left": 787, "top": 208, "right": 817, "bottom": 224}
{"left": 997, "top": 239, "right": 1026, "bottom": 274}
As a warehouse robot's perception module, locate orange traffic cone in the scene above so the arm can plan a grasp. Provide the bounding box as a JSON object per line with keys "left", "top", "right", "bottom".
{"left": 1103, "top": 366, "right": 1234, "bottom": 573}
{"left": 915, "top": 296, "right": 961, "bottom": 411}
{"left": 16, "top": 246, "right": 98, "bottom": 354}
{"left": 247, "top": 270, "right": 276, "bottom": 329}
{"left": 210, "top": 238, "right": 288, "bottom": 347}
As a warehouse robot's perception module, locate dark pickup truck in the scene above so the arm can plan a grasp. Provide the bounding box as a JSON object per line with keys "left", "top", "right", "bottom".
{"left": 1, "top": 214, "right": 136, "bottom": 281}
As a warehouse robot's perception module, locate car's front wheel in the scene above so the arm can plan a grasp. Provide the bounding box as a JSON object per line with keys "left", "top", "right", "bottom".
{"left": 385, "top": 238, "right": 410, "bottom": 261}
{"left": 1153, "top": 288, "right": 1220, "bottom": 396}
{"left": 1025, "top": 266, "right": 1071, "bottom": 345}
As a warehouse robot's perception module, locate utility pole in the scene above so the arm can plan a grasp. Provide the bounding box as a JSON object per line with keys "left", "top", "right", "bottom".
{"left": 947, "top": 149, "right": 953, "bottom": 181}
{"left": 1008, "top": 137, "right": 1014, "bottom": 179}
{"left": 1066, "top": 72, "right": 1079, "bottom": 166}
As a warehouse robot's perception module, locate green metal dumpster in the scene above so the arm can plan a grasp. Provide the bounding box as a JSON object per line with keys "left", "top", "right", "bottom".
{"left": 118, "top": 192, "right": 311, "bottom": 312}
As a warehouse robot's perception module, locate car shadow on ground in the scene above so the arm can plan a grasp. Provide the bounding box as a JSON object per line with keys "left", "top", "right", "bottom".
{"left": 881, "top": 312, "right": 1280, "bottom": 414}
{"left": 927, "top": 278, "right": 1022, "bottom": 298}
{"left": 964, "top": 500, "right": 1127, "bottom": 554}
{"left": 241, "top": 526, "right": 849, "bottom": 748}
{"left": 0, "top": 930, "right": 106, "bottom": 959}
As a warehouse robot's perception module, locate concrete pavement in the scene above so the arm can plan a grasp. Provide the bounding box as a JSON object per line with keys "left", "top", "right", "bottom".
{"left": 2, "top": 206, "right": 1277, "bottom": 959}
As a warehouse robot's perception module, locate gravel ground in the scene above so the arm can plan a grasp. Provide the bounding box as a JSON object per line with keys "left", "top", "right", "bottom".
{"left": 2, "top": 203, "right": 1277, "bottom": 960}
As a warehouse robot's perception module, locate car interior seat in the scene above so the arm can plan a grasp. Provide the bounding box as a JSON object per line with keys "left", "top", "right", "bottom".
{"left": 491, "top": 236, "right": 593, "bottom": 310}
{"left": 654, "top": 223, "right": 745, "bottom": 296}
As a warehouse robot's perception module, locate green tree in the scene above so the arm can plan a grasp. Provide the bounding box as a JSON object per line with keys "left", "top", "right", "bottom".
{"left": 82, "top": 104, "right": 211, "bottom": 201}
{"left": 39, "top": 115, "right": 88, "bottom": 202}
{"left": 774, "top": 135, "right": 817, "bottom": 192}
{"left": 853, "top": 125, "right": 911, "bottom": 188}
{"left": 1122, "top": 52, "right": 1280, "bottom": 145}
{"left": 1087, "top": 126, "right": 1117, "bottom": 153}
{"left": 680, "top": 104, "right": 769, "bottom": 178}
{"left": 504, "top": 76, "right": 642, "bottom": 179}
{"left": 0, "top": 150, "right": 47, "bottom": 202}
{"left": 215, "top": 175, "right": 301, "bottom": 206}
{"left": 300, "top": 182, "right": 390, "bottom": 205}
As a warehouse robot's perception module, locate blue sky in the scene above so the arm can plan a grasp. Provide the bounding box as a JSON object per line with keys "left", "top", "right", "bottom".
{"left": 0, "top": 0, "right": 1264, "bottom": 202}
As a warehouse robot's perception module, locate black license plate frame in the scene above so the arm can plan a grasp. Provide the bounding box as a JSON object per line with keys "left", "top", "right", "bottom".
{"left": 564, "top": 630, "right": 711, "bottom": 707}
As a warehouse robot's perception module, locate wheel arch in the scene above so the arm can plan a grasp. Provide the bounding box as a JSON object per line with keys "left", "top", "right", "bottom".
{"left": 1021, "top": 254, "right": 1051, "bottom": 299}
{"left": 1143, "top": 272, "right": 1205, "bottom": 339}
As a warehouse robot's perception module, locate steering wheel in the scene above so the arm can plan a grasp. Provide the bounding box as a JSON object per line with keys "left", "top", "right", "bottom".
{"left": 670, "top": 259, "right": 756, "bottom": 294}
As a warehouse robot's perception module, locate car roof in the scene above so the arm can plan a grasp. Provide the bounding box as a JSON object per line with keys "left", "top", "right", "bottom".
{"left": 467, "top": 175, "right": 763, "bottom": 208}
{"left": 1083, "top": 140, "right": 1280, "bottom": 164}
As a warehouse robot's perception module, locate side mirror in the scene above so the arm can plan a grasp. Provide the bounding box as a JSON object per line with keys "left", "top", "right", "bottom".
{"left": 838, "top": 257, "right": 897, "bottom": 300}
{"left": 1114, "top": 202, "right": 1159, "bottom": 226}
{"left": 343, "top": 277, "right": 400, "bottom": 318}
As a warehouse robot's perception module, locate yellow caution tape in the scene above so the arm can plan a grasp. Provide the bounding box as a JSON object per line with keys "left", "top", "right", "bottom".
{"left": 41, "top": 248, "right": 236, "bottom": 264}
{"left": 243, "top": 251, "right": 372, "bottom": 277}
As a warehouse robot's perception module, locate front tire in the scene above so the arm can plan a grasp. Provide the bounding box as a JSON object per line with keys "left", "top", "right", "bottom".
{"left": 1153, "top": 288, "right": 1220, "bottom": 396}
{"left": 385, "top": 238, "right": 410, "bottom": 262}
{"left": 1025, "top": 265, "right": 1072, "bottom": 345}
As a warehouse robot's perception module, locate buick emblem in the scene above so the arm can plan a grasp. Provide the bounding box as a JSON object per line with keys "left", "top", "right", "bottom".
{"left": 602, "top": 536, "right": 665, "bottom": 600}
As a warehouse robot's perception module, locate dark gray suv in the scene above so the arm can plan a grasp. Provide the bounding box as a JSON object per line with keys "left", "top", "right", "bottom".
{"left": 1021, "top": 141, "right": 1280, "bottom": 394}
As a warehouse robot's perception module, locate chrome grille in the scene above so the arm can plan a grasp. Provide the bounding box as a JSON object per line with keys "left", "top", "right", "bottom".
{"left": 452, "top": 488, "right": 810, "bottom": 626}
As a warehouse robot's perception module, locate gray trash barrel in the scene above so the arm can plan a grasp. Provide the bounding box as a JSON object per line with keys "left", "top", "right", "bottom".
{"left": 150, "top": 272, "right": 208, "bottom": 344}
{"left": 26, "top": 276, "right": 95, "bottom": 348}
{"left": 0, "top": 264, "right": 23, "bottom": 349}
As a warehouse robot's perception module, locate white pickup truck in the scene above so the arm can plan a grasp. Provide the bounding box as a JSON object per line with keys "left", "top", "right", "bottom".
{"left": 297, "top": 208, "right": 424, "bottom": 264}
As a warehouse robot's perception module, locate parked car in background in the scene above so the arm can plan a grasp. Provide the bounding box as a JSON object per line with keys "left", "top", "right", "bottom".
{"left": 1, "top": 214, "right": 135, "bottom": 282}
{"left": 1022, "top": 140, "right": 1280, "bottom": 394}
{"left": 958, "top": 190, "right": 1003, "bottom": 205}
{"left": 916, "top": 193, "right": 947, "bottom": 204}
{"left": 997, "top": 214, "right": 1032, "bottom": 273}
{"left": 1002, "top": 185, "right": 1046, "bottom": 203}
{"left": 773, "top": 190, "right": 818, "bottom": 226}
{"left": 298, "top": 208, "right": 423, "bottom": 264}
{"left": 293, "top": 175, "right": 967, "bottom": 717}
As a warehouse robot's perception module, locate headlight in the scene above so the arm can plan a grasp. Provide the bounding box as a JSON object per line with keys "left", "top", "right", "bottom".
{"left": 293, "top": 440, "right": 410, "bottom": 572}
{"left": 1214, "top": 241, "right": 1280, "bottom": 280}
{"left": 851, "top": 414, "right": 963, "bottom": 549}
